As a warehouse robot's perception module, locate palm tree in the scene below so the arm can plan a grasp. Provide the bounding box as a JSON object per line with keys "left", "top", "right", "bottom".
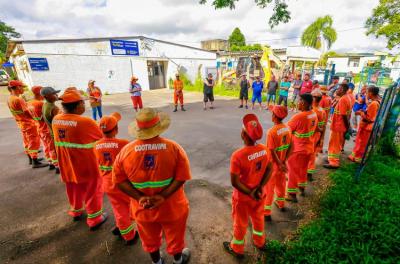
{"left": 301, "top": 15, "right": 337, "bottom": 52}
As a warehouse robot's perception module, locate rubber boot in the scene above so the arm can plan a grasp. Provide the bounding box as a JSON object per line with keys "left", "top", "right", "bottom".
{"left": 181, "top": 105, "right": 186, "bottom": 111}
{"left": 49, "top": 164, "right": 56, "bottom": 170}
{"left": 173, "top": 106, "right": 178, "bottom": 112}
{"left": 300, "top": 187, "right": 306, "bottom": 197}
{"left": 307, "top": 173, "right": 314, "bottom": 182}
{"left": 32, "top": 158, "right": 49, "bottom": 168}
{"left": 55, "top": 167, "right": 60, "bottom": 174}
{"left": 28, "top": 155, "right": 32, "bottom": 165}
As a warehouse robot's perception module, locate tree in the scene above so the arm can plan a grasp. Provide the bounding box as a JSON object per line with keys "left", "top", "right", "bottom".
{"left": 318, "top": 51, "right": 341, "bottom": 67}
{"left": 0, "top": 20, "right": 21, "bottom": 61}
{"left": 228, "top": 27, "right": 246, "bottom": 48}
{"left": 365, "top": 0, "right": 400, "bottom": 49}
{"left": 301, "top": 15, "right": 337, "bottom": 52}
{"left": 200, "top": 0, "right": 290, "bottom": 28}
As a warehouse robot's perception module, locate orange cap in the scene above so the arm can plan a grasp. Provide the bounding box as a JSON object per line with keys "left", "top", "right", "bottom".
{"left": 31, "top": 86, "right": 42, "bottom": 95}
{"left": 272, "top": 105, "right": 288, "bottom": 119}
{"left": 99, "top": 112, "right": 121, "bottom": 133}
{"left": 59, "top": 89, "right": 84, "bottom": 103}
{"left": 320, "top": 85, "right": 328, "bottom": 93}
{"left": 243, "top": 113, "right": 263, "bottom": 142}
{"left": 9, "top": 80, "right": 24, "bottom": 88}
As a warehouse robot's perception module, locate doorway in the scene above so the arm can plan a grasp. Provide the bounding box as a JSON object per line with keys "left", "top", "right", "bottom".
{"left": 147, "top": 61, "right": 166, "bottom": 89}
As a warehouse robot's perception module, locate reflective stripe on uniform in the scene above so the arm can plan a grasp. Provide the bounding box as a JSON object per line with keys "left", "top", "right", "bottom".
{"left": 287, "top": 188, "right": 298, "bottom": 193}
{"left": 275, "top": 144, "right": 290, "bottom": 151}
{"left": 298, "top": 182, "right": 307, "bottom": 187}
{"left": 10, "top": 109, "right": 24, "bottom": 115}
{"left": 87, "top": 209, "right": 103, "bottom": 219}
{"left": 264, "top": 205, "right": 272, "bottom": 210}
{"left": 307, "top": 169, "right": 316, "bottom": 174}
{"left": 55, "top": 141, "right": 96, "bottom": 149}
{"left": 293, "top": 131, "right": 314, "bottom": 138}
{"left": 328, "top": 153, "right": 340, "bottom": 158}
{"left": 70, "top": 207, "right": 84, "bottom": 213}
{"left": 253, "top": 229, "right": 264, "bottom": 236}
{"left": 232, "top": 238, "right": 245, "bottom": 245}
{"left": 318, "top": 121, "right": 326, "bottom": 126}
{"left": 99, "top": 165, "right": 113, "bottom": 171}
{"left": 33, "top": 117, "right": 42, "bottom": 121}
{"left": 276, "top": 197, "right": 285, "bottom": 201}
{"left": 120, "top": 224, "right": 135, "bottom": 235}
{"left": 25, "top": 148, "right": 39, "bottom": 153}
{"left": 131, "top": 178, "right": 172, "bottom": 189}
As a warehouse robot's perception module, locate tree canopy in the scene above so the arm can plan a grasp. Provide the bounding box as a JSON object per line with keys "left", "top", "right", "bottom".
{"left": 199, "top": 0, "right": 290, "bottom": 28}
{"left": 230, "top": 43, "right": 263, "bottom": 52}
{"left": 228, "top": 27, "right": 246, "bottom": 47}
{"left": 0, "top": 20, "right": 21, "bottom": 61}
{"left": 365, "top": 0, "right": 400, "bottom": 49}
{"left": 301, "top": 15, "right": 337, "bottom": 51}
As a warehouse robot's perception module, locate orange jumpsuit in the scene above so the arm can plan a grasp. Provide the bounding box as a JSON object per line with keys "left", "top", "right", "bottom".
{"left": 287, "top": 110, "right": 317, "bottom": 193}
{"left": 327, "top": 95, "right": 352, "bottom": 167}
{"left": 307, "top": 107, "right": 326, "bottom": 174}
{"left": 52, "top": 114, "right": 104, "bottom": 227}
{"left": 7, "top": 95, "right": 41, "bottom": 159}
{"left": 173, "top": 80, "right": 184, "bottom": 106}
{"left": 229, "top": 144, "right": 270, "bottom": 254}
{"left": 113, "top": 137, "right": 191, "bottom": 255}
{"left": 94, "top": 138, "right": 137, "bottom": 241}
{"left": 28, "top": 99, "right": 58, "bottom": 166}
{"left": 349, "top": 100, "right": 380, "bottom": 162}
{"left": 264, "top": 124, "right": 292, "bottom": 214}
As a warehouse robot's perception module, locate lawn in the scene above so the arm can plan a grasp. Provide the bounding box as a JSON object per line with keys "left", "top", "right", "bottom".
{"left": 265, "top": 142, "right": 400, "bottom": 263}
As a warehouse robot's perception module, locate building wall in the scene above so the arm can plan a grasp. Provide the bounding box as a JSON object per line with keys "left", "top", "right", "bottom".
{"left": 12, "top": 37, "right": 216, "bottom": 93}
{"left": 327, "top": 56, "right": 379, "bottom": 73}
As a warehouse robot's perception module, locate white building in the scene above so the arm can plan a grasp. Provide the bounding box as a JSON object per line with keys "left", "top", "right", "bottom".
{"left": 6, "top": 36, "right": 217, "bottom": 93}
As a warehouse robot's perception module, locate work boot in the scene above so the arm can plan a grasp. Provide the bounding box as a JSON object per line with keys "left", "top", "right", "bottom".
{"left": 73, "top": 215, "right": 83, "bottom": 222}
{"left": 32, "top": 158, "right": 49, "bottom": 168}
{"left": 245, "top": 105, "right": 248, "bottom": 109}
{"left": 307, "top": 173, "right": 314, "bottom": 182}
{"left": 180, "top": 248, "right": 191, "bottom": 264}
{"left": 49, "top": 164, "right": 56, "bottom": 170}
{"left": 173, "top": 106, "right": 178, "bottom": 112}
{"left": 286, "top": 194, "right": 298, "bottom": 203}
{"left": 89, "top": 213, "right": 108, "bottom": 231}
{"left": 111, "top": 226, "right": 121, "bottom": 236}
{"left": 323, "top": 163, "right": 339, "bottom": 169}
{"left": 238, "top": 105, "right": 243, "bottom": 108}
{"left": 257, "top": 243, "right": 268, "bottom": 252}
{"left": 126, "top": 231, "right": 140, "bottom": 246}
{"left": 300, "top": 187, "right": 306, "bottom": 197}
{"left": 181, "top": 106, "right": 186, "bottom": 111}
{"left": 222, "top": 242, "right": 244, "bottom": 259}
{"left": 28, "top": 155, "right": 32, "bottom": 165}
{"left": 55, "top": 167, "right": 60, "bottom": 174}
{"left": 265, "top": 215, "right": 272, "bottom": 222}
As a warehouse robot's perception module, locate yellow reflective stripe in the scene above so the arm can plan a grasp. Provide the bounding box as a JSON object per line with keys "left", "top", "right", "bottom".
{"left": 120, "top": 224, "right": 135, "bottom": 235}
{"left": 232, "top": 238, "right": 245, "bottom": 245}
{"left": 275, "top": 144, "right": 290, "bottom": 151}
{"left": 10, "top": 109, "right": 24, "bottom": 115}
{"left": 70, "top": 207, "right": 84, "bottom": 213}
{"left": 87, "top": 209, "right": 103, "bottom": 219}
{"left": 131, "top": 178, "right": 172, "bottom": 189}
{"left": 253, "top": 229, "right": 264, "bottom": 236}
{"left": 99, "top": 165, "right": 113, "bottom": 171}
{"left": 55, "top": 141, "right": 96, "bottom": 149}
{"left": 293, "top": 131, "right": 314, "bottom": 138}
{"left": 264, "top": 205, "right": 272, "bottom": 210}
{"left": 33, "top": 117, "right": 42, "bottom": 121}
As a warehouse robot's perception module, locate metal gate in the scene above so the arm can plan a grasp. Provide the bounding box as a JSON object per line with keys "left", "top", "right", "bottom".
{"left": 147, "top": 61, "right": 166, "bottom": 90}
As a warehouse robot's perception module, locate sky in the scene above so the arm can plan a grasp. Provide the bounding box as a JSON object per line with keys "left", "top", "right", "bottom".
{"left": 0, "top": 0, "right": 395, "bottom": 53}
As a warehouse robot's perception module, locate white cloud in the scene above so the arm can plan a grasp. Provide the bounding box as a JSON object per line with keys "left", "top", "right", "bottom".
{"left": 0, "top": 0, "right": 397, "bottom": 53}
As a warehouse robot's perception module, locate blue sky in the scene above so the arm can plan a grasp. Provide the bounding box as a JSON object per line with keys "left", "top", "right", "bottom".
{"left": 0, "top": 0, "right": 396, "bottom": 53}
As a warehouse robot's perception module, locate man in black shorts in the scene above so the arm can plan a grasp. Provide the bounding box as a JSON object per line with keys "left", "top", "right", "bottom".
{"left": 203, "top": 73, "right": 215, "bottom": 110}
{"left": 239, "top": 73, "right": 250, "bottom": 109}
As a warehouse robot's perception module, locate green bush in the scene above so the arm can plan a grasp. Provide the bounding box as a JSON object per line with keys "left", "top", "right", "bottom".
{"left": 266, "top": 151, "right": 400, "bottom": 263}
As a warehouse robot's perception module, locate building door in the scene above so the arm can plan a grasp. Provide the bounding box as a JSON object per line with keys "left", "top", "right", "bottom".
{"left": 147, "top": 61, "right": 166, "bottom": 89}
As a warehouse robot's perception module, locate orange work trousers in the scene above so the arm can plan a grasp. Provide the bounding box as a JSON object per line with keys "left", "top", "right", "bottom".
{"left": 38, "top": 124, "right": 58, "bottom": 166}
{"left": 174, "top": 91, "right": 184, "bottom": 106}
{"left": 307, "top": 132, "right": 322, "bottom": 174}
{"left": 19, "top": 122, "right": 41, "bottom": 159}
{"left": 136, "top": 208, "right": 189, "bottom": 255}
{"left": 107, "top": 189, "right": 136, "bottom": 241}
{"left": 287, "top": 151, "right": 312, "bottom": 194}
{"left": 264, "top": 167, "right": 287, "bottom": 215}
{"left": 350, "top": 128, "right": 371, "bottom": 163}
{"left": 230, "top": 197, "right": 265, "bottom": 254}
{"left": 131, "top": 96, "right": 143, "bottom": 110}
{"left": 327, "top": 131, "right": 345, "bottom": 167}
{"left": 65, "top": 176, "right": 104, "bottom": 228}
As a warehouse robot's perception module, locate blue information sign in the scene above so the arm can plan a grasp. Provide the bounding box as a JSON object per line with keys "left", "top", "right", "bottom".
{"left": 110, "top": 39, "right": 139, "bottom": 56}
{"left": 28, "top": 58, "right": 49, "bottom": 71}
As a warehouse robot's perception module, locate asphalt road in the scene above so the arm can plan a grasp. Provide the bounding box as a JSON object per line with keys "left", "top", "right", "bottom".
{"left": 0, "top": 91, "right": 353, "bottom": 264}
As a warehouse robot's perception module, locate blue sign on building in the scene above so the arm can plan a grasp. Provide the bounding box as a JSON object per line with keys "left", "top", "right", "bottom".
{"left": 28, "top": 58, "right": 49, "bottom": 71}
{"left": 110, "top": 39, "right": 139, "bottom": 56}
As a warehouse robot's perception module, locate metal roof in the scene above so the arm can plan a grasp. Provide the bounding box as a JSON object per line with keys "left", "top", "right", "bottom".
{"left": 6, "top": 35, "right": 216, "bottom": 58}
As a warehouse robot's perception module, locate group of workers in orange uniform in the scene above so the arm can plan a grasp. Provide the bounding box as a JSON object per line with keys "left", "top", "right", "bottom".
{"left": 6, "top": 75, "right": 380, "bottom": 263}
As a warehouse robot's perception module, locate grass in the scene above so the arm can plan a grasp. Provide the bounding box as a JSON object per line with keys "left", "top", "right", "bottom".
{"left": 265, "top": 146, "right": 400, "bottom": 263}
